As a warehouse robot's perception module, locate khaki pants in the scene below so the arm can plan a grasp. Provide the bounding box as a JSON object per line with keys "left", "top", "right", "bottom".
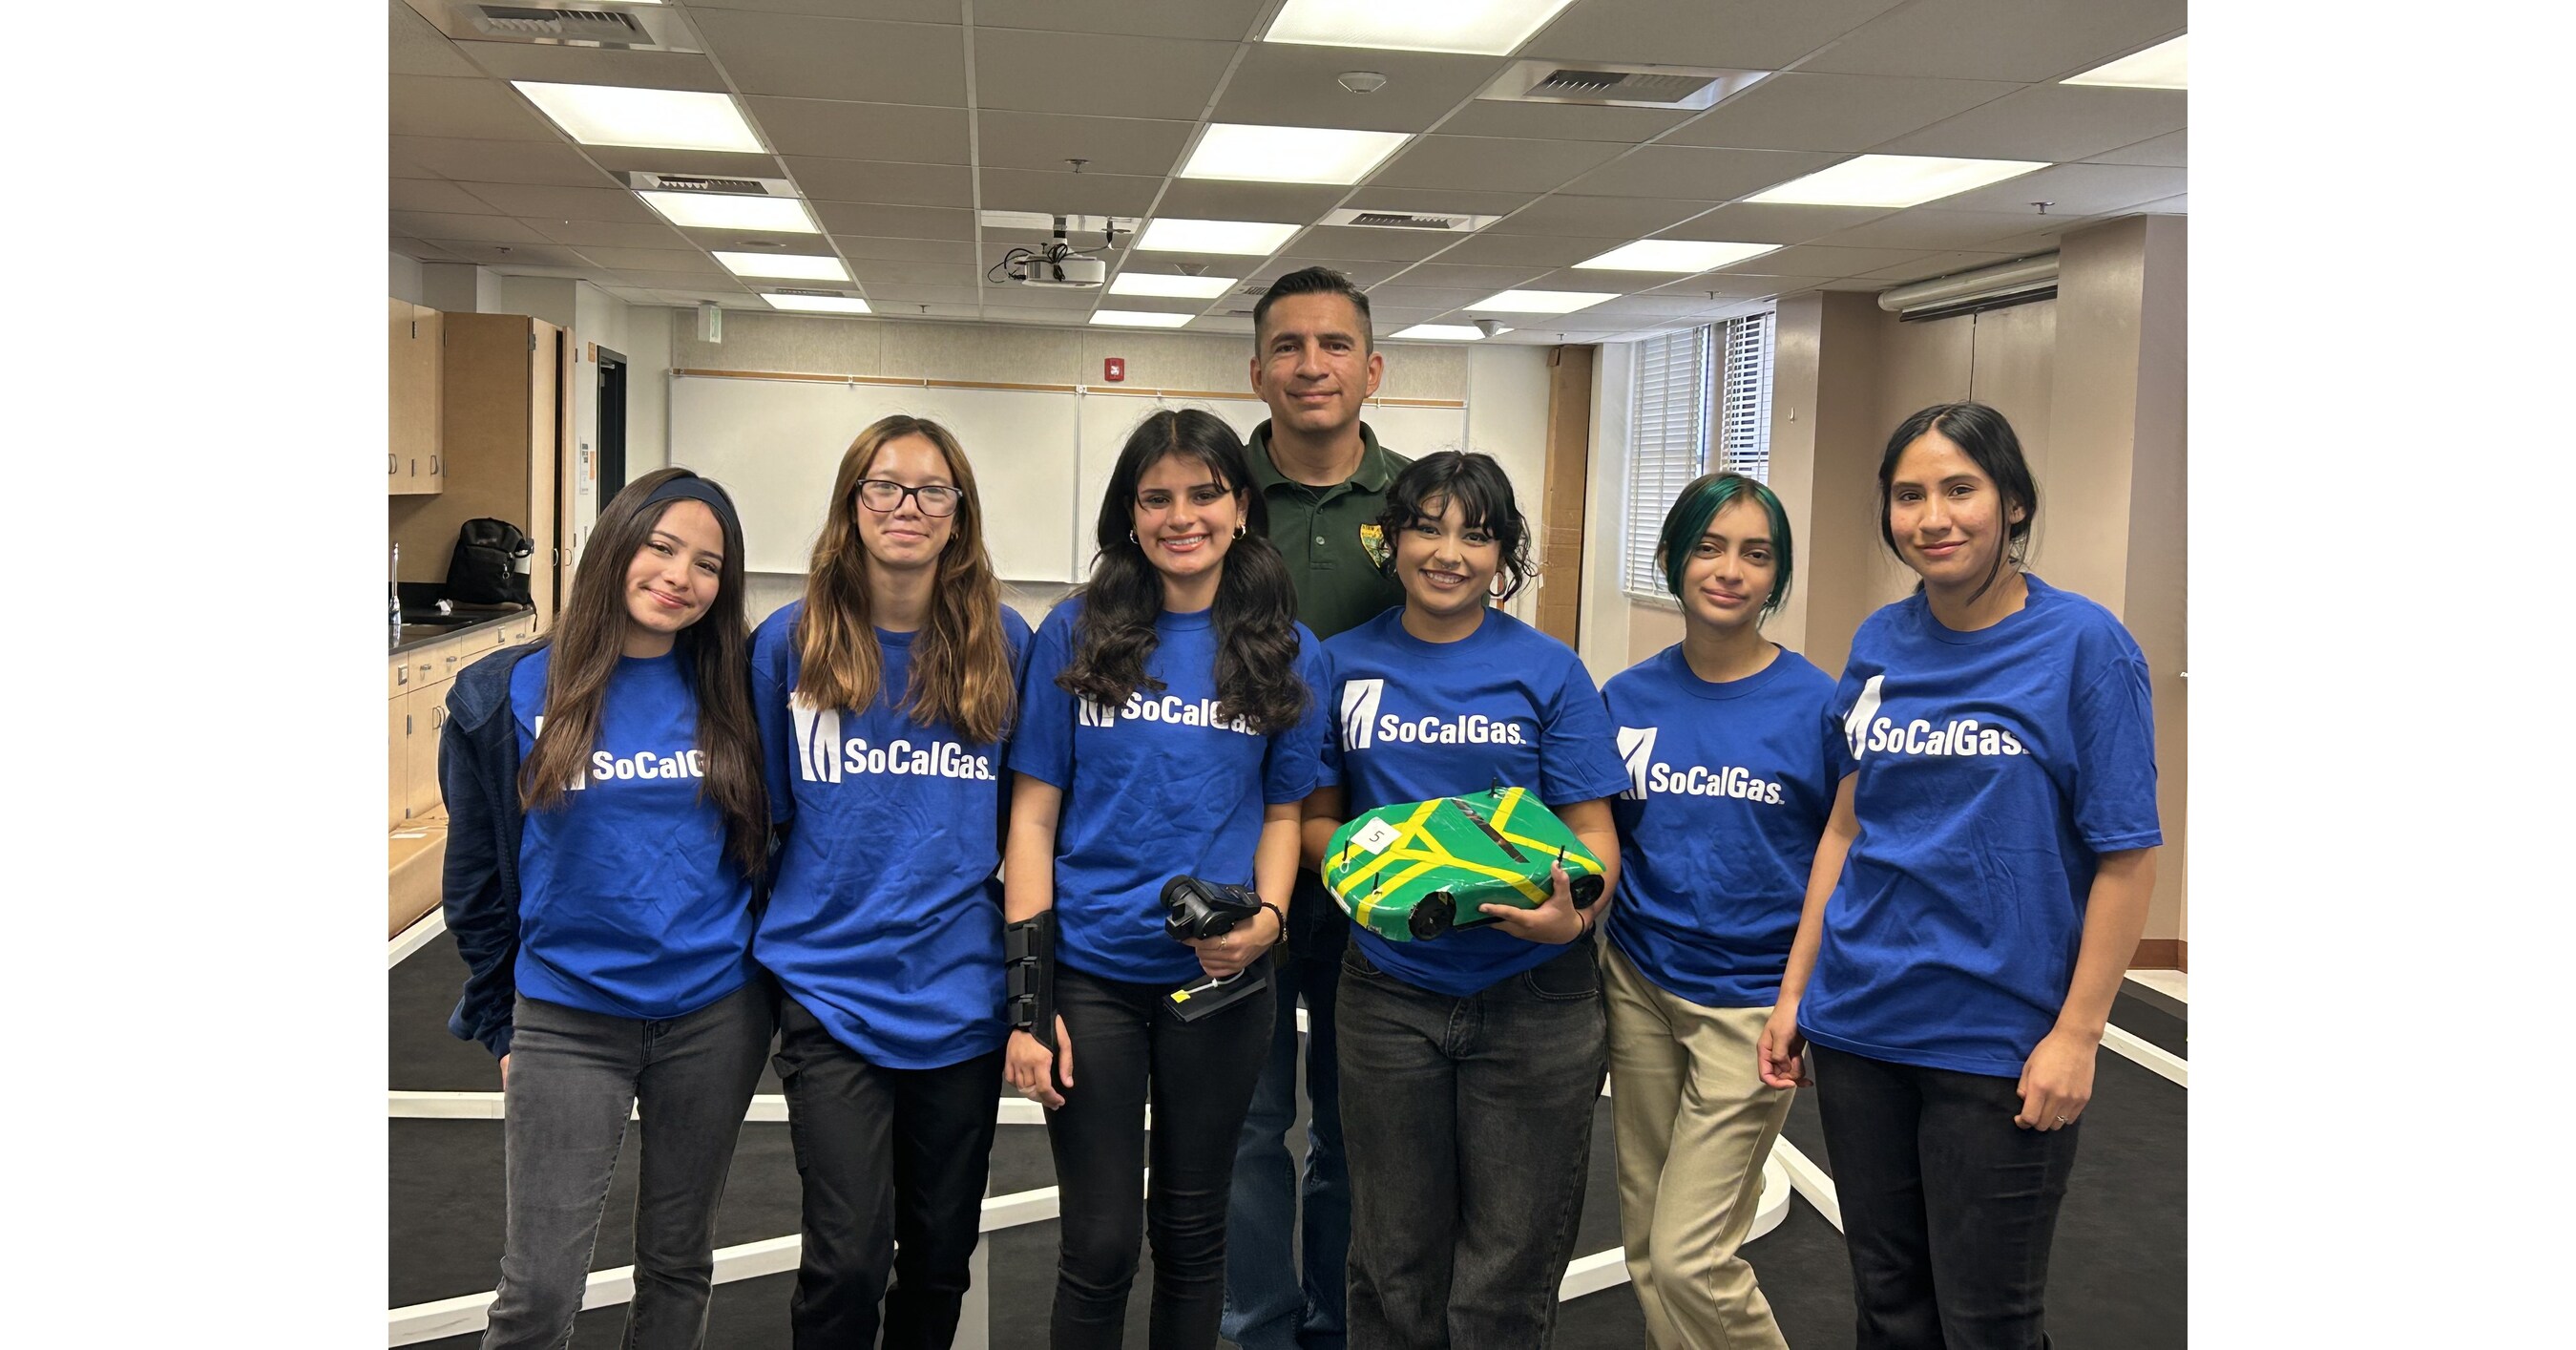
{"left": 1603, "top": 940, "right": 1794, "bottom": 1350}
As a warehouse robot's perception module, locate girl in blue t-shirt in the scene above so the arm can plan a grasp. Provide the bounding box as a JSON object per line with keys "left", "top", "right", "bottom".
{"left": 438, "top": 469, "right": 775, "bottom": 1350}
{"left": 1303, "top": 451, "right": 1631, "bottom": 1347}
{"left": 1758, "top": 401, "right": 2163, "bottom": 1348}
{"left": 1601, "top": 473, "right": 1838, "bottom": 1350}
{"left": 1002, "top": 408, "right": 1330, "bottom": 1350}
{"left": 749, "top": 415, "right": 1031, "bottom": 1348}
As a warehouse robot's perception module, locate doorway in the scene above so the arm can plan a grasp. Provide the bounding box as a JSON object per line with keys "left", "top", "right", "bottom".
{"left": 597, "top": 348, "right": 628, "bottom": 505}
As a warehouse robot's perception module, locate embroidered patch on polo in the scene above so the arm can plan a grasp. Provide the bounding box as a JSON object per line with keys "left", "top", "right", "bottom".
{"left": 1358, "top": 522, "right": 1390, "bottom": 568}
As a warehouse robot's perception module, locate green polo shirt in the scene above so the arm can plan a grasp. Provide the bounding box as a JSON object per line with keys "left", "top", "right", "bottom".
{"left": 1247, "top": 419, "right": 1413, "bottom": 642}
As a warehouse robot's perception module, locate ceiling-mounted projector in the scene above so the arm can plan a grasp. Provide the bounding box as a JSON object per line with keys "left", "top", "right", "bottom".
{"left": 992, "top": 215, "right": 1121, "bottom": 289}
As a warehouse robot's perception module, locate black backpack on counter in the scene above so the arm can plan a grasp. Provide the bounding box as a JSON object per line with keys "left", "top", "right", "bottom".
{"left": 446, "top": 518, "right": 534, "bottom": 605}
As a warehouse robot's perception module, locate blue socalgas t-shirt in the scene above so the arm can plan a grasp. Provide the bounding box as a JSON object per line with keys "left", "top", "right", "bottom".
{"left": 750, "top": 601, "right": 1033, "bottom": 1069}
{"left": 510, "top": 646, "right": 756, "bottom": 1022}
{"left": 1602, "top": 643, "right": 1840, "bottom": 1008}
{"left": 1011, "top": 600, "right": 1330, "bottom": 987}
{"left": 1799, "top": 575, "right": 2163, "bottom": 1078}
{"left": 1324, "top": 608, "right": 1630, "bottom": 997}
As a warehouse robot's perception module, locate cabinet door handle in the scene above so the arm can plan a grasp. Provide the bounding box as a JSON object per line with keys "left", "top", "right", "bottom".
{"left": 396, "top": 665, "right": 408, "bottom": 686}
{"left": 388, "top": 454, "right": 398, "bottom": 474}
{"left": 429, "top": 454, "right": 441, "bottom": 475}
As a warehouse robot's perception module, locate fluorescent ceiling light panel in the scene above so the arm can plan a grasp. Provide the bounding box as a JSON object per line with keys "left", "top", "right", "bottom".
{"left": 1181, "top": 123, "right": 1412, "bottom": 185}
{"left": 1392, "top": 324, "right": 1503, "bottom": 341}
{"left": 1136, "top": 219, "right": 1301, "bottom": 255}
{"left": 2063, "top": 33, "right": 2188, "bottom": 89}
{"left": 1110, "top": 273, "right": 1237, "bottom": 299}
{"left": 1091, "top": 310, "right": 1196, "bottom": 328}
{"left": 1468, "top": 289, "right": 1618, "bottom": 314}
{"left": 713, "top": 251, "right": 849, "bottom": 281}
{"left": 1574, "top": 240, "right": 1779, "bottom": 273}
{"left": 513, "top": 82, "right": 762, "bottom": 153}
{"left": 1263, "top": 0, "right": 1577, "bottom": 56}
{"left": 639, "top": 191, "right": 818, "bottom": 233}
{"left": 761, "top": 294, "right": 871, "bottom": 314}
{"left": 1748, "top": 155, "right": 2048, "bottom": 208}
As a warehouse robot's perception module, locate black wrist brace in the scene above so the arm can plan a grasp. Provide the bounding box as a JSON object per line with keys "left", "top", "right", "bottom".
{"left": 1005, "top": 911, "right": 1057, "bottom": 1051}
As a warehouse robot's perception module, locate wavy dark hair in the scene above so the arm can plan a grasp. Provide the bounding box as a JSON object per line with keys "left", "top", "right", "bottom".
{"left": 1373, "top": 450, "right": 1537, "bottom": 601}
{"left": 1056, "top": 409, "right": 1309, "bottom": 734}
{"left": 519, "top": 468, "right": 769, "bottom": 875}
{"left": 1877, "top": 400, "right": 2039, "bottom": 605}
{"left": 796, "top": 414, "right": 1016, "bottom": 745}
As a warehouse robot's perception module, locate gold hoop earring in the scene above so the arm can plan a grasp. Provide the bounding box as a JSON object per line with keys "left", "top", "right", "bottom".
{"left": 1233, "top": 523, "right": 1246, "bottom": 540}
{"left": 1128, "top": 530, "right": 1139, "bottom": 545}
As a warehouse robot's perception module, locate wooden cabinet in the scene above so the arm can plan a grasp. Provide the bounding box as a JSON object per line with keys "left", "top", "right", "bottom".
{"left": 388, "top": 313, "right": 572, "bottom": 625}
{"left": 388, "top": 300, "right": 445, "bottom": 496}
{"left": 387, "top": 616, "right": 544, "bottom": 828}
{"left": 404, "top": 684, "right": 450, "bottom": 820}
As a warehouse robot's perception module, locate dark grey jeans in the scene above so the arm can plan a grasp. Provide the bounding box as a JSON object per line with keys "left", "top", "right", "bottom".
{"left": 1337, "top": 938, "right": 1607, "bottom": 1350}
{"left": 482, "top": 981, "right": 775, "bottom": 1350}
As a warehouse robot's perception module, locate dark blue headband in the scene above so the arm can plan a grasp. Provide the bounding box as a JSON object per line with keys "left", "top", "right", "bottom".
{"left": 642, "top": 475, "right": 742, "bottom": 538}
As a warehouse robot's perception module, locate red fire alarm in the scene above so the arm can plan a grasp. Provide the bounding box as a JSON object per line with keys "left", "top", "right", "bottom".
{"left": 1103, "top": 357, "right": 1126, "bottom": 383}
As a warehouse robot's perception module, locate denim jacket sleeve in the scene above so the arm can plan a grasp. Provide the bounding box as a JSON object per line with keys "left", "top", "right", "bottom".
{"left": 439, "top": 655, "right": 527, "bottom": 1060}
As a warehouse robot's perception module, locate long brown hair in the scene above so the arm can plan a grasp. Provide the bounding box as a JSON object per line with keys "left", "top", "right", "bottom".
{"left": 796, "top": 414, "right": 1017, "bottom": 745}
{"left": 519, "top": 467, "right": 769, "bottom": 874}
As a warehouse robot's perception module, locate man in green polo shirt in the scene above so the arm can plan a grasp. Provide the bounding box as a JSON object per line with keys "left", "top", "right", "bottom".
{"left": 1225, "top": 266, "right": 1409, "bottom": 1350}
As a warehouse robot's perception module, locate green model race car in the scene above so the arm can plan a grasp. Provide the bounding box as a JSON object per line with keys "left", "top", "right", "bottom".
{"left": 1322, "top": 786, "right": 1605, "bottom": 941}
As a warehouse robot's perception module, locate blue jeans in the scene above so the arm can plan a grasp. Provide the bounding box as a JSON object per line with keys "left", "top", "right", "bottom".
{"left": 482, "top": 981, "right": 774, "bottom": 1350}
{"left": 1221, "top": 874, "right": 1350, "bottom": 1350}
{"left": 1337, "top": 937, "right": 1606, "bottom": 1350}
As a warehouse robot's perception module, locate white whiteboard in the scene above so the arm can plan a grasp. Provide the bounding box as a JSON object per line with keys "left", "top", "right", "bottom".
{"left": 670, "top": 374, "right": 1083, "bottom": 580}
{"left": 672, "top": 373, "right": 1466, "bottom": 584}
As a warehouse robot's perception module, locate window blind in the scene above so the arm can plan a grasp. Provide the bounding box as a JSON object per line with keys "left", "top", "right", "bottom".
{"left": 1716, "top": 311, "right": 1773, "bottom": 482}
{"left": 1623, "top": 327, "right": 1711, "bottom": 599}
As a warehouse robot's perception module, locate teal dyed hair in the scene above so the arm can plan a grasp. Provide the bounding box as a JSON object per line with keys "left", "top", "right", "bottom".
{"left": 1657, "top": 472, "right": 1792, "bottom": 617}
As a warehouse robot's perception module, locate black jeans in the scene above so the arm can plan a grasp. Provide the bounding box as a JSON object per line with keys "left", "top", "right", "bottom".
{"left": 484, "top": 982, "right": 774, "bottom": 1350}
{"left": 1046, "top": 960, "right": 1274, "bottom": 1350}
{"left": 1337, "top": 938, "right": 1607, "bottom": 1350}
{"left": 1811, "top": 1044, "right": 2082, "bottom": 1350}
{"left": 772, "top": 996, "right": 1005, "bottom": 1350}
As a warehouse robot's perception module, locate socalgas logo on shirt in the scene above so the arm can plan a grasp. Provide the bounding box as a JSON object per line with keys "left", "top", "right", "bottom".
{"left": 533, "top": 714, "right": 702, "bottom": 790}
{"left": 1077, "top": 689, "right": 1258, "bottom": 737}
{"left": 791, "top": 703, "right": 995, "bottom": 783}
{"left": 1339, "top": 678, "right": 1529, "bottom": 751}
{"left": 1618, "top": 726, "right": 1787, "bottom": 805}
{"left": 1842, "top": 674, "right": 2028, "bottom": 760}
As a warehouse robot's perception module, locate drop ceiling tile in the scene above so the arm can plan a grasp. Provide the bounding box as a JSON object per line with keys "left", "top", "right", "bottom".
{"left": 390, "top": 1, "right": 481, "bottom": 78}
{"left": 2086, "top": 129, "right": 2186, "bottom": 167}
{"left": 390, "top": 75, "right": 559, "bottom": 142}
{"left": 1662, "top": 73, "right": 2022, "bottom": 153}
{"left": 864, "top": 285, "right": 988, "bottom": 305}
{"left": 1213, "top": 44, "right": 1504, "bottom": 133}
{"left": 390, "top": 179, "right": 502, "bottom": 215}
{"left": 1879, "top": 84, "right": 2187, "bottom": 161}
{"left": 1558, "top": 145, "right": 1838, "bottom": 200}
{"left": 533, "top": 219, "right": 698, "bottom": 249}
{"left": 1339, "top": 187, "right": 1540, "bottom": 218}
{"left": 1369, "top": 136, "right": 1623, "bottom": 194}
{"left": 743, "top": 97, "right": 972, "bottom": 163}
{"left": 1803, "top": 208, "right": 2074, "bottom": 250}
{"left": 975, "top": 112, "right": 1194, "bottom": 176}
{"left": 1935, "top": 162, "right": 2184, "bottom": 215}
{"left": 1385, "top": 262, "right": 1559, "bottom": 290}
{"left": 1580, "top": 295, "right": 1741, "bottom": 318}
{"left": 973, "top": 30, "right": 1234, "bottom": 120}
{"left": 980, "top": 287, "right": 1098, "bottom": 309}
{"left": 1154, "top": 179, "right": 1350, "bottom": 222}
{"left": 691, "top": 11, "right": 967, "bottom": 105}
{"left": 428, "top": 242, "right": 596, "bottom": 268}
{"left": 815, "top": 201, "right": 976, "bottom": 239}
{"left": 1436, "top": 100, "right": 1701, "bottom": 144}
{"left": 391, "top": 237, "right": 468, "bottom": 263}
{"left": 1485, "top": 194, "right": 1717, "bottom": 238}
{"left": 581, "top": 146, "right": 789, "bottom": 179}
{"left": 1419, "top": 232, "right": 1622, "bottom": 268}
{"left": 1295, "top": 226, "right": 1467, "bottom": 263}
{"left": 1191, "top": 316, "right": 1257, "bottom": 334}
{"left": 392, "top": 136, "right": 609, "bottom": 184}
{"left": 675, "top": 226, "right": 831, "bottom": 253}
{"left": 1797, "top": 0, "right": 2186, "bottom": 82}
{"left": 452, "top": 44, "right": 732, "bottom": 93}
{"left": 830, "top": 236, "right": 980, "bottom": 264}
{"left": 1817, "top": 278, "right": 1887, "bottom": 291}
{"left": 618, "top": 269, "right": 755, "bottom": 291}
{"left": 1367, "top": 285, "right": 1505, "bottom": 311}
{"left": 979, "top": 306, "right": 1091, "bottom": 324}
{"left": 1707, "top": 243, "right": 1937, "bottom": 278}
{"left": 393, "top": 211, "right": 553, "bottom": 243}
{"left": 785, "top": 157, "right": 974, "bottom": 207}
{"left": 1859, "top": 250, "right": 2019, "bottom": 282}
{"left": 1521, "top": 0, "right": 1909, "bottom": 70}
{"left": 1246, "top": 260, "right": 1405, "bottom": 287}
{"left": 687, "top": 0, "right": 957, "bottom": 19}
{"left": 1644, "top": 273, "right": 1835, "bottom": 298}
{"left": 846, "top": 263, "right": 984, "bottom": 287}
{"left": 2130, "top": 193, "right": 2186, "bottom": 214}
{"left": 976, "top": 168, "right": 1162, "bottom": 218}
{"left": 973, "top": 0, "right": 1266, "bottom": 40}
{"left": 576, "top": 246, "right": 729, "bottom": 274}
{"left": 1654, "top": 201, "right": 1895, "bottom": 243}
{"left": 459, "top": 182, "right": 661, "bottom": 223}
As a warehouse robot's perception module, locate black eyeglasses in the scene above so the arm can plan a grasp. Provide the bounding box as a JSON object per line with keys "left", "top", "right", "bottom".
{"left": 857, "top": 479, "right": 962, "bottom": 517}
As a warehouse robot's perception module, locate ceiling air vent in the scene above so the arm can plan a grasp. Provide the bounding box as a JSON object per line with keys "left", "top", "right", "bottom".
{"left": 1477, "top": 60, "right": 1770, "bottom": 112}
{"left": 622, "top": 172, "right": 798, "bottom": 198}
{"left": 772, "top": 287, "right": 851, "bottom": 298}
{"left": 1322, "top": 207, "right": 1500, "bottom": 233}
{"left": 433, "top": 1, "right": 703, "bottom": 53}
